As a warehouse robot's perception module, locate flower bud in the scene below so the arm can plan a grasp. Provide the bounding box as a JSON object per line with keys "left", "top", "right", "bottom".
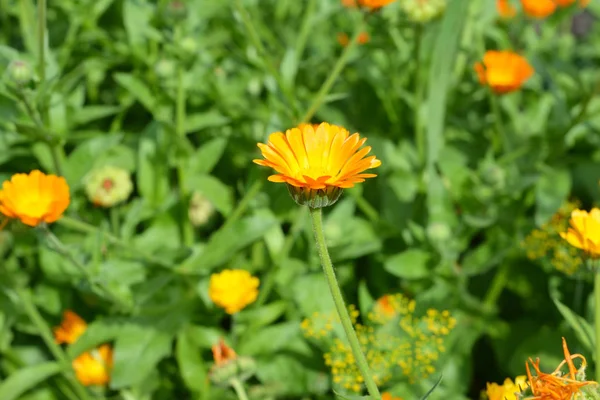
{"left": 426, "top": 222, "right": 451, "bottom": 243}
{"left": 7, "top": 60, "right": 33, "bottom": 85}
{"left": 210, "top": 339, "right": 256, "bottom": 386}
{"left": 400, "top": 0, "right": 446, "bottom": 23}
{"left": 188, "top": 191, "right": 215, "bottom": 227}
{"left": 154, "top": 58, "right": 176, "bottom": 78}
{"left": 287, "top": 185, "right": 343, "bottom": 209}
{"left": 84, "top": 166, "right": 133, "bottom": 207}
{"left": 165, "top": 0, "right": 187, "bottom": 21}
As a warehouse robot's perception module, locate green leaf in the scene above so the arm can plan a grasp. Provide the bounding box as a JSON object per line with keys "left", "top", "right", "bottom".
{"left": 137, "top": 123, "right": 170, "bottom": 208}
{"left": 176, "top": 328, "right": 208, "bottom": 394}
{"left": 64, "top": 134, "right": 123, "bottom": 187}
{"left": 184, "top": 111, "right": 230, "bottom": 134}
{"left": 188, "top": 137, "right": 228, "bottom": 175}
{"left": 552, "top": 296, "right": 594, "bottom": 353}
{"left": 535, "top": 168, "right": 571, "bottom": 226}
{"left": 67, "top": 318, "right": 124, "bottom": 358}
{"left": 177, "top": 214, "right": 278, "bottom": 273}
{"left": 0, "top": 362, "right": 61, "bottom": 400}
{"left": 256, "top": 354, "right": 329, "bottom": 396}
{"left": 235, "top": 301, "right": 287, "bottom": 330}
{"left": 114, "top": 72, "right": 156, "bottom": 113}
{"left": 72, "top": 105, "right": 121, "bottom": 127}
{"left": 384, "top": 249, "right": 431, "bottom": 279}
{"left": 420, "top": 375, "right": 443, "bottom": 400}
{"left": 185, "top": 175, "right": 233, "bottom": 216}
{"left": 110, "top": 324, "right": 173, "bottom": 389}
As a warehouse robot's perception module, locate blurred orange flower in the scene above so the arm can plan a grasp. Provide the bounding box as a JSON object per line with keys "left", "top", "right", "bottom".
{"left": 337, "top": 32, "right": 370, "bottom": 47}
{"left": 555, "top": 0, "right": 590, "bottom": 7}
{"left": 497, "top": 0, "right": 517, "bottom": 18}
{"left": 358, "top": 0, "right": 396, "bottom": 9}
{"left": 0, "top": 170, "right": 70, "bottom": 226}
{"left": 54, "top": 310, "right": 87, "bottom": 344}
{"left": 382, "top": 393, "right": 403, "bottom": 400}
{"left": 73, "top": 345, "right": 113, "bottom": 386}
{"left": 212, "top": 339, "right": 237, "bottom": 366}
{"left": 521, "top": 0, "right": 556, "bottom": 18}
{"left": 560, "top": 208, "right": 600, "bottom": 257}
{"left": 474, "top": 50, "right": 534, "bottom": 94}
{"left": 341, "top": 0, "right": 358, "bottom": 7}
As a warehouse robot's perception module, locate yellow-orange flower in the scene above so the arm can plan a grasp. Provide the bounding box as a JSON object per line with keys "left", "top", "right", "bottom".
{"left": 486, "top": 376, "right": 528, "bottom": 400}
{"left": 0, "top": 170, "right": 70, "bottom": 227}
{"left": 382, "top": 393, "right": 403, "bottom": 400}
{"left": 209, "top": 269, "right": 259, "bottom": 314}
{"left": 54, "top": 311, "right": 88, "bottom": 344}
{"left": 474, "top": 51, "right": 534, "bottom": 94}
{"left": 358, "top": 0, "right": 396, "bottom": 9}
{"left": 73, "top": 344, "right": 113, "bottom": 386}
{"left": 497, "top": 0, "right": 517, "bottom": 18}
{"left": 526, "top": 338, "right": 597, "bottom": 399}
{"left": 560, "top": 208, "right": 600, "bottom": 258}
{"left": 521, "top": 0, "right": 556, "bottom": 18}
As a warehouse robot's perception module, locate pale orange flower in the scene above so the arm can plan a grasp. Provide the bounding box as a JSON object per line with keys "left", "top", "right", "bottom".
{"left": 526, "top": 338, "right": 597, "bottom": 399}
{"left": 337, "top": 32, "right": 370, "bottom": 47}
{"left": 375, "top": 295, "right": 396, "bottom": 317}
{"left": 382, "top": 392, "right": 403, "bottom": 400}
{"left": 555, "top": 0, "right": 590, "bottom": 7}
{"left": 54, "top": 311, "right": 88, "bottom": 344}
{"left": 358, "top": 0, "right": 396, "bottom": 9}
{"left": 341, "top": 0, "right": 358, "bottom": 7}
{"left": 474, "top": 50, "right": 534, "bottom": 94}
{"left": 497, "top": 0, "right": 517, "bottom": 18}
{"left": 0, "top": 170, "right": 70, "bottom": 226}
{"left": 212, "top": 339, "right": 237, "bottom": 366}
{"left": 73, "top": 345, "right": 113, "bottom": 386}
{"left": 521, "top": 0, "right": 556, "bottom": 18}
{"left": 560, "top": 208, "right": 600, "bottom": 257}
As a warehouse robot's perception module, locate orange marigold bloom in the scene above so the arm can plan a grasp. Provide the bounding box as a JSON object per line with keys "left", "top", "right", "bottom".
{"left": 54, "top": 311, "right": 87, "bottom": 344}
{"left": 560, "top": 208, "right": 600, "bottom": 258}
{"left": 73, "top": 344, "right": 113, "bottom": 386}
{"left": 382, "top": 393, "right": 403, "bottom": 400}
{"left": 526, "top": 337, "right": 597, "bottom": 399}
{"left": 520, "top": 0, "right": 556, "bottom": 18}
{"left": 212, "top": 339, "right": 237, "bottom": 366}
{"left": 474, "top": 50, "right": 534, "bottom": 94}
{"left": 0, "top": 170, "right": 70, "bottom": 227}
{"left": 497, "top": 0, "right": 517, "bottom": 18}
{"left": 358, "top": 0, "right": 396, "bottom": 9}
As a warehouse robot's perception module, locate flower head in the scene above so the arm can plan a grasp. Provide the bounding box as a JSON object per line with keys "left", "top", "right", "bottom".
{"left": 54, "top": 310, "right": 88, "bottom": 344}
{"left": 560, "top": 208, "right": 600, "bottom": 258}
{"left": 0, "top": 170, "right": 70, "bottom": 227}
{"left": 210, "top": 339, "right": 256, "bottom": 386}
{"left": 485, "top": 376, "right": 528, "bottom": 400}
{"left": 212, "top": 339, "right": 237, "bottom": 366}
{"left": 254, "top": 122, "right": 381, "bottom": 208}
{"left": 358, "top": 0, "right": 396, "bottom": 9}
{"left": 400, "top": 0, "right": 447, "bottom": 23}
{"left": 209, "top": 269, "right": 260, "bottom": 314}
{"left": 382, "top": 393, "right": 403, "bottom": 400}
{"left": 521, "top": 0, "right": 556, "bottom": 18}
{"left": 474, "top": 51, "right": 534, "bottom": 94}
{"left": 188, "top": 191, "right": 215, "bottom": 227}
{"left": 84, "top": 166, "right": 133, "bottom": 207}
{"left": 497, "top": 0, "right": 517, "bottom": 18}
{"left": 73, "top": 345, "right": 113, "bottom": 386}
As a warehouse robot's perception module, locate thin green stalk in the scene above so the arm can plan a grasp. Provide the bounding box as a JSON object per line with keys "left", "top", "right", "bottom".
{"left": 413, "top": 24, "right": 425, "bottom": 163}
{"left": 300, "top": 24, "right": 365, "bottom": 123}
{"left": 483, "top": 264, "right": 509, "bottom": 309}
{"left": 489, "top": 91, "right": 510, "bottom": 153}
{"left": 309, "top": 207, "right": 381, "bottom": 399}
{"left": 109, "top": 206, "right": 120, "bottom": 237}
{"left": 220, "top": 180, "right": 264, "bottom": 232}
{"left": 595, "top": 266, "right": 600, "bottom": 382}
{"left": 234, "top": 0, "right": 299, "bottom": 120}
{"left": 230, "top": 378, "right": 250, "bottom": 400}
{"left": 16, "top": 288, "right": 92, "bottom": 400}
{"left": 294, "top": 0, "right": 318, "bottom": 63}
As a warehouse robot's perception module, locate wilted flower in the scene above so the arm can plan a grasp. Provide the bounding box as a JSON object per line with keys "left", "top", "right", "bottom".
{"left": 54, "top": 311, "right": 113, "bottom": 386}
{"left": 54, "top": 310, "right": 87, "bottom": 344}
{"left": 254, "top": 122, "right": 381, "bottom": 208}
{"left": 474, "top": 51, "right": 534, "bottom": 94}
{"left": 209, "top": 269, "right": 260, "bottom": 314}
{"left": 84, "top": 166, "right": 133, "bottom": 208}
{"left": 210, "top": 339, "right": 256, "bottom": 385}
{"left": 521, "top": 0, "right": 556, "bottom": 18}
{"left": 497, "top": 0, "right": 517, "bottom": 18}
{"left": 485, "top": 376, "right": 528, "bottom": 400}
{"left": 560, "top": 208, "right": 600, "bottom": 258}
{"left": 0, "top": 170, "right": 70, "bottom": 227}
{"left": 400, "top": 0, "right": 446, "bottom": 23}
{"left": 188, "top": 191, "right": 215, "bottom": 227}
{"left": 7, "top": 60, "right": 33, "bottom": 85}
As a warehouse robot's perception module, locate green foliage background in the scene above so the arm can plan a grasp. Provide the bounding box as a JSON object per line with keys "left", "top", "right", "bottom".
{"left": 1, "top": 0, "right": 600, "bottom": 399}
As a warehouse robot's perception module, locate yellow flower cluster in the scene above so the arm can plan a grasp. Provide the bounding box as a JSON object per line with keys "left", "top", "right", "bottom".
{"left": 485, "top": 375, "right": 528, "bottom": 400}
{"left": 521, "top": 200, "right": 584, "bottom": 275}
{"left": 302, "top": 294, "right": 456, "bottom": 392}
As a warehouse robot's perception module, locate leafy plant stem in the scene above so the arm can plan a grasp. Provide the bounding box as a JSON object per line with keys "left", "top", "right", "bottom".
{"left": 309, "top": 207, "right": 381, "bottom": 400}
{"left": 109, "top": 206, "right": 120, "bottom": 237}
{"left": 230, "top": 378, "right": 250, "bottom": 400}
{"left": 595, "top": 265, "right": 600, "bottom": 381}
{"left": 300, "top": 22, "right": 365, "bottom": 123}
{"left": 483, "top": 264, "right": 509, "bottom": 309}
{"left": 489, "top": 92, "right": 511, "bottom": 153}
{"left": 413, "top": 23, "right": 425, "bottom": 164}
{"left": 15, "top": 288, "right": 92, "bottom": 400}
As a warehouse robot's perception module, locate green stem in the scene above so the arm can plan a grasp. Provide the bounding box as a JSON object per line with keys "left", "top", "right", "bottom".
{"left": 109, "top": 206, "right": 120, "bottom": 237}
{"left": 300, "top": 23, "right": 365, "bottom": 123}
{"left": 37, "top": 0, "right": 46, "bottom": 88}
{"left": 175, "top": 42, "right": 194, "bottom": 247}
{"left": 220, "top": 180, "right": 263, "bottom": 232}
{"left": 230, "top": 378, "right": 250, "bottom": 400}
{"left": 489, "top": 91, "right": 510, "bottom": 153}
{"left": 483, "top": 264, "right": 509, "bottom": 309}
{"left": 413, "top": 24, "right": 425, "bottom": 164}
{"left": 595, "top": 267, "right": 600, "bottom": 382}
{"left": 16, "top": 288, "right": 92, "bottom": 400}
{"left": 309, "top": 207, "right": 381, "bottom": 399}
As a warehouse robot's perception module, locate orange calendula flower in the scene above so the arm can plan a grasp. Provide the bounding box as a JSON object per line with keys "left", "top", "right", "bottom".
{"left": 497, "top": 0, "right": 517, "bottom": 18}
{"left": 54, "top": 311, "right": 88, "bottom": 344}
{"left": 375, "top": 295, "right": 396, "bottom": 318}
{"left": 0, "top": 170, "right": 70, "bottom": 227}
{"left": 560, "top": 208, "right": 600, "bottom": 258}
{"left": 212, "top": 339, "right": 237, "bottom": 366}
{"left": 73, "top": 344, "right": 113, "bottom": 386}
{"left": 209, "top": 269, "right": 260, "bottom": 314}
{"left": 254, "top": 122, "right": 381, "bottom": 208}
{"left": 382, "top": 393, "right": 403, "bottom": 400}
{"left": 526, "top": 337, "right": 598, "bottom": 399}
{"left": 474, "top": 51, "right": 534, "bottom": 94}
{"left": 520, "top": 0, "right": 556, "bottom": 18}
{"left": 486, "top": 376, "right": 528, "bottom": 400}
{"left": 358, "top": 0, "right": 396, "bottom": 9}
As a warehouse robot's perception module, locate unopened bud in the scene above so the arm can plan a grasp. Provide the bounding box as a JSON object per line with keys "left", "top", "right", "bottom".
{"left": 400, "top": 0, "right": 446, "bottom": 23}
{"left": 7, "top": 60, "right": 33, "bottom": 85}
{"left": 209, "top": 339, "right": 256, "bottom": 385}
{"left": 155, "top": 58, "right": 176, "bottom": 78}
{"left": 188, "top": 192, "right": 215, "bottom": 227}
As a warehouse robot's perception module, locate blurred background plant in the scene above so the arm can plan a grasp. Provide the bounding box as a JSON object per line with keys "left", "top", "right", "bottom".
{"left": 0, "top": 0, "right": 599, "bottom": 399}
